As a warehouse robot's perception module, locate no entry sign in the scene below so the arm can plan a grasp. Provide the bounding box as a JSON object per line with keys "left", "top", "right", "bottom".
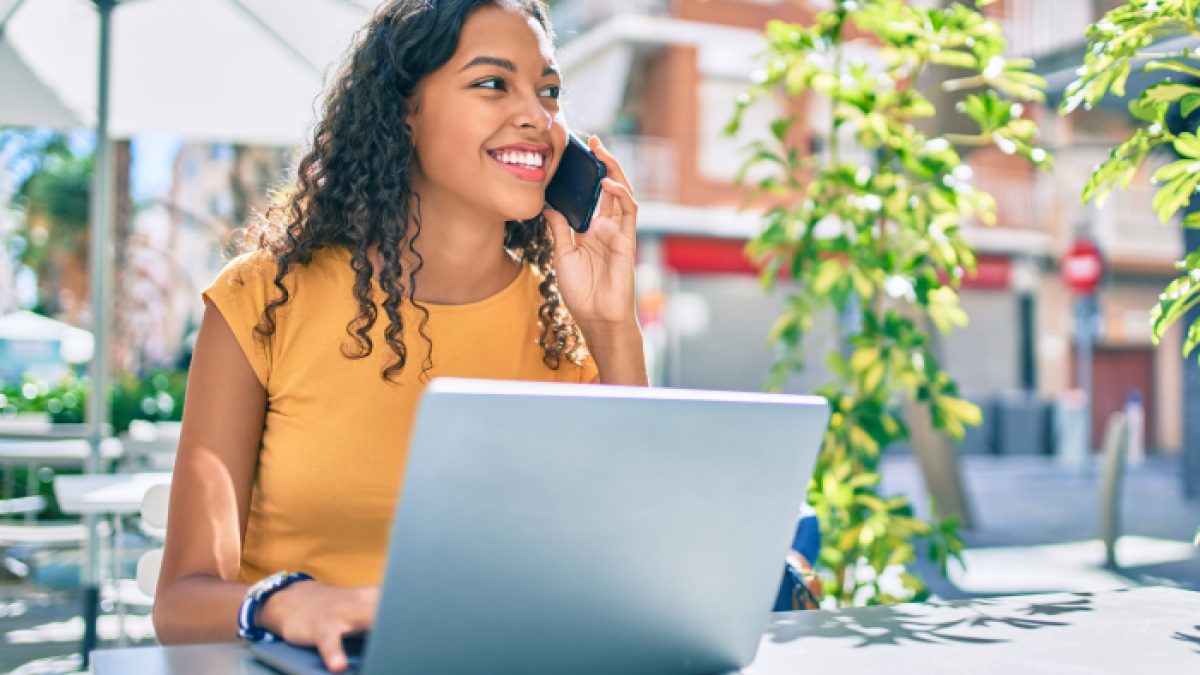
{"left": 1062, "top": 239, "right": 1104, "bottom": 296}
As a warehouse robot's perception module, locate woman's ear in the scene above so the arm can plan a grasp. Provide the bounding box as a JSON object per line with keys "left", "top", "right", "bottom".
{"left": 405, "top": 93, "right": 423, "bottom": 147}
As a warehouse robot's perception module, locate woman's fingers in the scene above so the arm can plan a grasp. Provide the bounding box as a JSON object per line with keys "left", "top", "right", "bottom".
{"left": 588, "top": 136, "right": 634, "bottom": 198}
{"left": 543, "top": 206, "right": 575, "bottom": 256}
{"left": 317, "top": 623, "right": 350, "bottom": 672}
{"left": 601, "top": 178, "right": 638, "bottom": 238}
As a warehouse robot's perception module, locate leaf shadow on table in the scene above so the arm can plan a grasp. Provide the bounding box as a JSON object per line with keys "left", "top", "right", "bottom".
{"left": 1174, "top": 625, "right": 1200, "bottom": 654}
{"left": 764, "top": 593, "right": 1097, "bottom": 649}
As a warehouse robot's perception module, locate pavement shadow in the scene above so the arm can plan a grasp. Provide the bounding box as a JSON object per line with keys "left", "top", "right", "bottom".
{"left": 1111, "top": 557, "right": 1200, "bottom": 592}
{"left": 1175, "top": 625, "right": 1200, "bottom": 654}
{"left": 764, "top": 593, "right": 1095, "bottom": 649}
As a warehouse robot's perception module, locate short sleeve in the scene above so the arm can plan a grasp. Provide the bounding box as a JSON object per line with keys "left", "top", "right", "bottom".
{"left": 201, "top": 252, "right": 277, "bottom": 390}
{"left": 578, "top": 351, "right": 600, "bottom": 384}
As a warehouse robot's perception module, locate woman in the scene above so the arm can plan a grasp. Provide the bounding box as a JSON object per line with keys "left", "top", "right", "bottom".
{"left": 151, "top": 1, "right": 646, "bottom": 670}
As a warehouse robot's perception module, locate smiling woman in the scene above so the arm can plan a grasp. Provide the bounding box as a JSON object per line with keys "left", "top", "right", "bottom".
{"left": 150, "top": 1, "right": 645, "bottom": 672}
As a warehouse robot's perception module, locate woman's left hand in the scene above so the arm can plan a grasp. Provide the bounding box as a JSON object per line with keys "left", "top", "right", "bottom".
{"left": 545, "top": 135, "right": 638, "bottom": 332}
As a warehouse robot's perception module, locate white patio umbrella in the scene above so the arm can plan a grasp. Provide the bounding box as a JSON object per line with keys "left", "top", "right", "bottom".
{"left": 0, "top": 309, "right": 94, "bottom": 361}
{"left": 0, "top": 0, "right": 378, "bottom": 663}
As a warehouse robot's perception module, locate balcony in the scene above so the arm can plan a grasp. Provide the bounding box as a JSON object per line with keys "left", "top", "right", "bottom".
{"left": 605, "top": 135, "right": 679, "bottom": 204}
{"left": 969, "top": 166, "right": 1051, "bottom": 233}
{"left": 1058, "top": 153, "right": 1178, "bottom": 259}
{"left": 999, "top": 0, "right": 1093, "bottom": 58}
{"left": 550, "top": 0, "right": 670, "bottom": 42}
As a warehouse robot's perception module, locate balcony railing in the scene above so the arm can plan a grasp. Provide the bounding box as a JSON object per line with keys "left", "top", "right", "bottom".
{"left": 999, "top": 0, "right": 1093, "bottom": 58}
{"left": 968, "top": 166, "right": 1049, "bottom": 232}
{"left": 605, "top": 135, "right": 678, "bottom": 203}
{"left": 1049, "top": 155, "right": 1180, "bottom": 259}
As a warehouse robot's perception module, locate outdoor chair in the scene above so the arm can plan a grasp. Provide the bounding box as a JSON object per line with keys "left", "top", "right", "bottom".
{"left": 120, "top": 421, "right": 181, "bottom": 472}
{"left": 135, "top": 483, "right": 170, "bottom": 597}
{"left": 0, "top": 495, "right": 91, "bottom": 582}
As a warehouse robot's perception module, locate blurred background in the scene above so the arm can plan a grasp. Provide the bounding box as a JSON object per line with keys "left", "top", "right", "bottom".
{"left": 2, "top": 0, "right": 1199, "bottom": 672}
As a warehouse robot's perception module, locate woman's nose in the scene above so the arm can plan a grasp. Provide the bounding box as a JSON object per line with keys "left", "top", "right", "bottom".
{"left": 513, "top": 93, "right": 553, "bottom": 131}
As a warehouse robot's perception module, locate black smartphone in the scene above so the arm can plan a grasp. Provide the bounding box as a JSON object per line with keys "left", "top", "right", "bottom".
{"left": 545, "top": 132, "right": 607, "bottom": 233}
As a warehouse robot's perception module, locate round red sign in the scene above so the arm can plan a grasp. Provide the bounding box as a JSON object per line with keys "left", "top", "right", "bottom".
{"left": 1062, "top": 239, "right": 1104, "bottom": 296}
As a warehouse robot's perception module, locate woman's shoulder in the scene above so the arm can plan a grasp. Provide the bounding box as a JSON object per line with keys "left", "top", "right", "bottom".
{"left": 211, "top": 249, "right": 278, "bottom": 287}
{"left": 209, "top": 246, "right": 348, "bottom": 290}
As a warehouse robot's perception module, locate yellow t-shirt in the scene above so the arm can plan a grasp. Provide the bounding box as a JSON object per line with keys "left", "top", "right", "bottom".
{"left": 201, "top": 245, "right": 598, "bottom": 586}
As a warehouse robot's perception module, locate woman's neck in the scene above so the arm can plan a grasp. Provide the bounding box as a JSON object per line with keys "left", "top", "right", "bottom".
{"left": 367, "top": 191, "right": 521, "bottom": 306}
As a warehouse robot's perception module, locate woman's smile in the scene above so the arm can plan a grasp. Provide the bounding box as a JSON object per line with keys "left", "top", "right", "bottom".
{"left": 487, "top": 142, "right": 551, "bottom": 182}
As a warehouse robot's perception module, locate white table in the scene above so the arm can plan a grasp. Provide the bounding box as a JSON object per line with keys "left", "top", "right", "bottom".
{"left": 92, "top": 586, "right": 1200, "bottom": 674}
{"left": 53, "top": 472, "right": 171, "bottom": 652}
{"left": 0, "top": 418, "right": 113, "bottom": 439}
{"left": 53, "top": 472, "right": 171, "bottom": 515}
{"left": 0, "top": 437, "right": 124, "bottom": 465}
{"left": 0, "top": 438, "right": 124, "bottom": 523}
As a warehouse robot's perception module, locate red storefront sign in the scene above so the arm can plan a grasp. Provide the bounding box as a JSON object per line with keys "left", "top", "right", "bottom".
{"left": 661, "top": 236, "right": 1012, "bottom": 290}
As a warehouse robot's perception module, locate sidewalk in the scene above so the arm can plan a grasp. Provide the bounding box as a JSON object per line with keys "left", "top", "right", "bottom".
{"left": 3, "top": 454, "right": 1199, "bottom": 673}
{"left": 885, "top": 454, "right": 1200, "bottom": 598}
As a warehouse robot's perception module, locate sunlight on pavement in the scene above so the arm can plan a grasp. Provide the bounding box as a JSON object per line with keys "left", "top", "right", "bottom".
{"left": 950, "top": 536, "right": 1198, "bottom": 595}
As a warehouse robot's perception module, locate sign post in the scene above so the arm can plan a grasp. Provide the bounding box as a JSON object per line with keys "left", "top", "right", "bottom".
{"left": 1063, "top": 239, "right": 1104, "bottom": 453}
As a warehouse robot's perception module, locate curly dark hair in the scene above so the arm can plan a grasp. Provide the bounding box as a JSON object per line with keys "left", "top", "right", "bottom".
{"left": 235, "top": 0, "right": 583, "bottom": 384}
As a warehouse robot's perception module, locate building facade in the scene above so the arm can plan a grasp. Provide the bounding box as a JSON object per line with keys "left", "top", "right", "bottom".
{"left": 551, "top": 0, "right": 1181, "bottom": 453}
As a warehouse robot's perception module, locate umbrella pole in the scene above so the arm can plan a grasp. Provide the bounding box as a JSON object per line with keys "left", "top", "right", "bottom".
{"left": 83, "top": 0, "right": 116, "bottom": 667}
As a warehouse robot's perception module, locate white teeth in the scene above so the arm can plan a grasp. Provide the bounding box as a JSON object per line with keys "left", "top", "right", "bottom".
{"left": 494, "top": 150, "right": 543, "bottom": 169}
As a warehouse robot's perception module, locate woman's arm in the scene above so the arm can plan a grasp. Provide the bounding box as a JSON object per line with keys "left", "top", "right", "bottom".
{"left": 152, "top": 302, "right": 375, "bottom": 672}
{"left": 582, "top": 322, "right": 648, "bottom": 386}
{"left": 152, "top": 301, "right": 265, "bottom": 643}
{"left": 548, "top": 135, "right": 647, "bottom": 387}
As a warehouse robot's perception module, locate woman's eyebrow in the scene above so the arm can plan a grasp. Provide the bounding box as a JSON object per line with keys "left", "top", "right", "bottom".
{"left": 460, "top": 55, "right": 560, "bottom": 77}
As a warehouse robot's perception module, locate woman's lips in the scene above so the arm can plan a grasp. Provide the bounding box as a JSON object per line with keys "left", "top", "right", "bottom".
{"left": 488, "top": 151, "right": 547, "bottom": 182}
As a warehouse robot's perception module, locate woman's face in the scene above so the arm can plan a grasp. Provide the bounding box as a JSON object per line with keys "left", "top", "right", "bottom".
{"left": 408, "top": 5, "right": 567, "bottom": 223}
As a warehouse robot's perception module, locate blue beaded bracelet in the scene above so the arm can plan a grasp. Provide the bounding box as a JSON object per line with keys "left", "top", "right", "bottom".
{"left": 237, "top": 571, "right": 314, "bottom": 641}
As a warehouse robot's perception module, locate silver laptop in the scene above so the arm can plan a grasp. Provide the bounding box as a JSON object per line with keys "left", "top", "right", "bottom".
{"left": 252, "top": 378, "right": 828, "bottom": 674}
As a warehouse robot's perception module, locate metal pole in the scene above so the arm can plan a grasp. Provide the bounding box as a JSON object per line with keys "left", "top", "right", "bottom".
{"left": 1018, "top": 292, "right": 1036, "bottom": 392}
{"left": 1076, "top": 295, "right": 1095, "bottom": 454}
{"left": 1183, "top": 220, "right": 1200, "bottom": 497}
{"left": 83, "top": 0, "right": 116, "bottom": 666}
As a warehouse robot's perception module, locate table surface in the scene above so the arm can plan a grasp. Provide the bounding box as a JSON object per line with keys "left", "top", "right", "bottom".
{"left": 0, "top": 437, "right": 123, "bottom": 464}
{"left": 0, "top": 419, "right": 113, "bottom": 439}
{"left": 93, "top": 586, "right": 1200, "bottom": 674}
{"left": 53, "top": 472, "right": 171, "bottom": 515}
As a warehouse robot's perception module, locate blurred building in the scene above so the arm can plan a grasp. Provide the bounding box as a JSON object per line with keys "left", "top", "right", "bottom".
{"left": 126, "top": 142, "right": 289, "bottom": 370}
{"left": 551, "top": 0, "right": 1179, "bottom": 453}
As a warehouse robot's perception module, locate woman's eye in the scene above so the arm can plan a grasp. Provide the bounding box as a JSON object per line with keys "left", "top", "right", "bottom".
{"left": 539, "top": 85, "right": 561, "bottom": 99}
{"left": 473, "top": 77, "right": 506, "bottom": 91}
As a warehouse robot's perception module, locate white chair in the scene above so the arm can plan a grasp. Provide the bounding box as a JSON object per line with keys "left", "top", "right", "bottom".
{"left": 136, "top": 484, "right": 170, "bottom": 597}
{"left": 0, "top": 495, "right": 96, "bottom": 582}
{"left": 122, "top": 421, "right": 181, "bottom": 472}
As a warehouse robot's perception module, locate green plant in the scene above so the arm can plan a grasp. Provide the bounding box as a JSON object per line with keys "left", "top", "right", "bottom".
{"left": 1061, "top": 0, "right": 1200, "bottom": 545}
{"left": 1, "top": 368, "right": 185, "bottom": 433}
{"left": 727, "top": 0, "right": 1052, "bottom": 605}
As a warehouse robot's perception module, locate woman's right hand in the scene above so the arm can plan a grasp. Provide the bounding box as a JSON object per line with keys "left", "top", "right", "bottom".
{"left": 258, "top": 581, "right": 380, "bottom": 672}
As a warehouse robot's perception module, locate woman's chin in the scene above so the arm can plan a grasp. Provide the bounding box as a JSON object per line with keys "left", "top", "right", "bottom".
{"left": 501, "top": 202, "right": 547, "bottom": 223}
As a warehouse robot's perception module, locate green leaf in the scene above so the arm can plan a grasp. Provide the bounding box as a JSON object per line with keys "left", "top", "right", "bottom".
{"left": 1184, "top": 95, "right": 1200, "bottom": 119}
{"left": 1143, "top": 82, "right": 1200, "bottom": 105}
{"left": 1173, "top": 133, "right": 1200, "bottom": 160}
{"left": 812, "top": 258, "right": 844, "bottom": 295}
{"left": 1152, "top": 170, "right": 1200, "bottom": 224}
{"left": 1146, "top": 60, "right": 1200, "bottom": 80}
{"left": 770, "top": 116, "right": 795, "bottom": 143}
{"left": 1153, "top": 159, "right": 1194, "bottom": 184}
{"left": 930, "top": 49, "right": 976, "bottom": 69}
{"left": 940, "top": 396, "right": 983, "bottom": 427}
